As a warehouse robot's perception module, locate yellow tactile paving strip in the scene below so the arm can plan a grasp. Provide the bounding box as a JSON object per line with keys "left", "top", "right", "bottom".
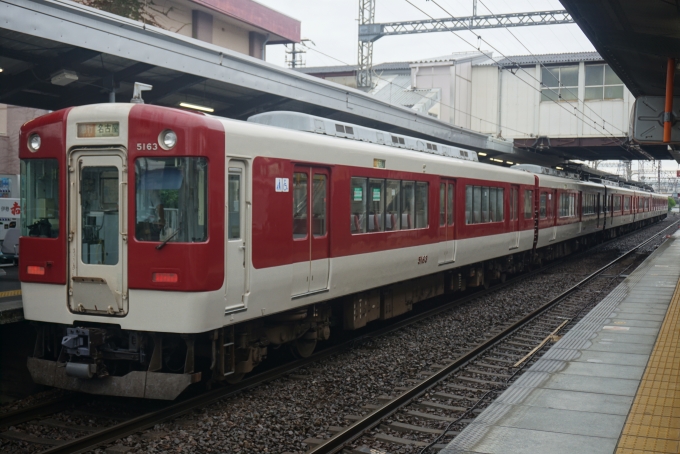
{"left": 0, "top": 289, "right": 21, "bottom": 298}
{"left": 616, "top": 276, "right": 680, "bottom": 454}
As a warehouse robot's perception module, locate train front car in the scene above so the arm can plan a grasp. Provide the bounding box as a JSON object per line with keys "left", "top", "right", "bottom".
{"left": 20, "top": 104, "right": 226, "bottom": 399}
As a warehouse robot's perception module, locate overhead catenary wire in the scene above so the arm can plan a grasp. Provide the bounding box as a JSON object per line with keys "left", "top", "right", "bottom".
{"left": 301, "top": 42, "right": 535, "bottom": 137}
{"left": 406, "top": 0, "right": 636, "bottom": 157}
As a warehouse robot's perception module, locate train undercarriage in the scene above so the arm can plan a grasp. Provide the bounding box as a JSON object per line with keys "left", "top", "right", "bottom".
{"left": 27, "top": 215, "right": 665, "bottom": 399}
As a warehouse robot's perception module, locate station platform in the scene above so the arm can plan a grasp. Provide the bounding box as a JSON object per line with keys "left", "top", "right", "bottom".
{"left": 442, "top": 229, "right": 680, "bottom": 454}
{"left": 0, "top": 266, "right": 22, "bottom": 324}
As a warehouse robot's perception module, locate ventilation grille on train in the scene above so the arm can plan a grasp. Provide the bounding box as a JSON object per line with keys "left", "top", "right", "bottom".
{"left": 246, "top": 111, "right": 479, "bottom": 162}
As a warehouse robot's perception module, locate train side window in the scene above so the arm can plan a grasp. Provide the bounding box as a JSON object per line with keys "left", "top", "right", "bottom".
{"left": 540, "top": 193, "right": 547, "bottom": 219}
{"left": 385, "top": 180, "right": 400, "bottom": 230}
{"left": 350, "top": 177, "right": 367, "bottom": 234}
{"left": 439, "top": 184, "right": 446, "bottom": 226}
{"left": 228, "top": 173, "right": 241, "bottom": 239}
{"left": 465, "top": 186, "right": 472, "bottom": 224}
{"left": 293, "top": 172, "right": 308, "bottom": 239}
{"left": 312, "top": 174, "right": 327, "bottom": 237}
{"left": 415, "top": 182, "right": 428, "bottom": 228}
{"left": 624, "top": 196, "right": 630, "bottom": 211}
{"left": 368, "top": 178, "right": 384, "bottom": 232}
{"left": 481, "top": 187, "right": 490, "bottom": 223}
{"left": 497, "top": 188, "right": 505, "bottom": 221}
{"left": 524, "top": 190, "right": 533, "bottom": 219}
{"left": 401, "top": 181, "right": 415, "bottom": 230}
{"left": 489, "top": 187, "right": 497, "bottom": 222}
{"left": 473, "top": 186, "right": 482, "bottom": 224}
{"left": 447, "top": 183, "right": 454, "bottom": 225}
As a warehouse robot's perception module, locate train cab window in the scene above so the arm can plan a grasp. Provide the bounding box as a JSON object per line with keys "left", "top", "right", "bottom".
{"left": 539, "top": 193, "right": 547, "bottom": 219}
{"left": 228, "top": 172, "right": 241, "bottom": 240}
{"left": 135, "top": 157, "right": 207, "bottom": 243}
{"left": 81, "top": 166, "right": 119, "bottom": 265}
{"left": 524, "top": 190, "right": 534, "bottom": 219}
{"left": 415, "top": 182, "right": 428, "bottom": 228}
{"left": 401, "top": 181, "right": 415, "bottom": 229}
{"left": 20, "top": 159, "right": 60, "bottom": 238}
{"left": 351, "top": 177, "right": 367, "bottom": 234}
{"left": 293, "top": 172, "right": 309, "bottom": 238}
{"left": 367, "top": 178, "right": 384, "bottom": 232}
{"left": 312, "top": 174, "right": 327, "bottom": 237}
{"left": 385, "top": 180, "right": 400, "bottom": 230}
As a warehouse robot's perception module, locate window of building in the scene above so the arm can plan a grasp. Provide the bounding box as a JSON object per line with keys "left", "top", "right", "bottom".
{"left": 524, "top": 190, "right": 533, "bottom": 219}
{"left": 465, "top": 185, "right": 503, "bottom": 225}
{"left": 585, "top": 64, "right": 624, "bottom": 100}
{"left": 541, "top": 66, "right": 578, "bottom": 102}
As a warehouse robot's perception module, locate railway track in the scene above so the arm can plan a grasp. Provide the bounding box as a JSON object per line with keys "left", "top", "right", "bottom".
{"left": 0, "top": 219, "right": 677, "bottom": 454}
{"left": 307, "top": 222, "right": 678, "bottom": 454}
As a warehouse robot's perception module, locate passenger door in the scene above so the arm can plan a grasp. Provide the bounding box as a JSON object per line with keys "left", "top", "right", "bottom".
{"left": 68, "top": 151, "right": 127, "bottom": 315}
{"left": 225, "top": 161, "right": 248, "bottom": 313}
{"left": 438, "top": 180, "right": 455, "bottom": 264}
{"left": 291, "top": 166, "right": 330, "bottom": 297}
{"left": 509, "top": 185, "right": 520, "bottom": 249}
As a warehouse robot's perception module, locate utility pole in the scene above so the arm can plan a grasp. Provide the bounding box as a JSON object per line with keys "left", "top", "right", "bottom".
{"left": 286, "top": 39, "right": 314, "bottom": 69}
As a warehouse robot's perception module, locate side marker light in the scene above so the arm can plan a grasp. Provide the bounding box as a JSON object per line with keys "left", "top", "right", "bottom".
{"left": 27, "top": 266, "right": 45, "bottom": 275}
{"left": 153, "top": 272, "right": 178, "bottom": 283}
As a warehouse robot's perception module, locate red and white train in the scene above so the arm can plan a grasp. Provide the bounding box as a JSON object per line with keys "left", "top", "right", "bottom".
{"left": 19, "top": 103, "right": 667, "bottom": 399}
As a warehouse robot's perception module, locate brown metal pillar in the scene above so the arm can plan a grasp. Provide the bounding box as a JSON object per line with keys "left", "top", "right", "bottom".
{"left": 663, "top": 57, "right": 676, "bottom": 143}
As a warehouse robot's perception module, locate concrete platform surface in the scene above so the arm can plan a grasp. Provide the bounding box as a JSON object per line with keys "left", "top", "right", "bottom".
{"left": 442, "top": 229, "right": 680, "bottom": 454}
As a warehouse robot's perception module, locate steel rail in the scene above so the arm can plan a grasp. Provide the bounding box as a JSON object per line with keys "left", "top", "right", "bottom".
{"left": 308, "top": 219, "right": 680, "bottom": 454}
{"left": 0, "top": 394, "right": 77, "bottom": 429}
{"left": 31, "top": 218, "right": 677, "bottom": 454}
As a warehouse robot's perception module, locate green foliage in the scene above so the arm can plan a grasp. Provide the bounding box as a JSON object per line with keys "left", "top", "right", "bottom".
{"left": 75, "top": 0, "right": 164, "bottom": 27}
{"left": 669, "top": 197, "right": 676, "bottom": 211}
{"left": 159, "top": 190, "right": 178, "bottom": 209}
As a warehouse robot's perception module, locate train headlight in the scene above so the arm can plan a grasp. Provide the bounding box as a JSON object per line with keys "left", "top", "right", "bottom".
{"left": 28, "top": 133, "right": 41, "bottom": 152}
{"left": 159, "top": 129, "right": 177, "bottom": 150}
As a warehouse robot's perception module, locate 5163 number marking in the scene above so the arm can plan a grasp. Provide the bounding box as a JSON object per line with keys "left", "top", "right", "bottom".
{"left": 418, "top": 255, "right": 428, "bottom": 265}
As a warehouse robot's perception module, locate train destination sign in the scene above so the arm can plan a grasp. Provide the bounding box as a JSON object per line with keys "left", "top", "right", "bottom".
{"left": 77, "top": 122, "right": 120, "bottom": 138}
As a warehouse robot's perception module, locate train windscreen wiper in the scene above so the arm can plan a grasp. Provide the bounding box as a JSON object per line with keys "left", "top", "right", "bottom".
{"left": 156, "top": 227, "right": 181, "bottom": 250}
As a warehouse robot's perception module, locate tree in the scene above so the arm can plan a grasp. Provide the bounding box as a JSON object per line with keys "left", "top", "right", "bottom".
{"left": 74, "top": 0, "right": 167, "bottom": 28}
{"left": 668, "top": 197, "right": 676, "bottom": 212}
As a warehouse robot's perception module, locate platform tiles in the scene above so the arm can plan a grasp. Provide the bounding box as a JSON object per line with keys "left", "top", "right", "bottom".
{"left": 441, "top": 230, "right": 680, "bottom": 454}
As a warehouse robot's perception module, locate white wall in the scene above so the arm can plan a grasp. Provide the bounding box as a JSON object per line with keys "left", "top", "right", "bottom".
{"left": 413, "top": 63, "right": 454, "bottom": 124}
{"left": 453, "top": 62, "right": 472, "bottom": 130}
{"left": 499, "top": 66, "right": 538, "bottom": 139}
{"left": 471, "top": 66, "right": 499, "bottom": 135}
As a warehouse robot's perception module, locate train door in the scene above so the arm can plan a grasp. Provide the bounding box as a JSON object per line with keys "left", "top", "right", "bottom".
{"left": 509, "top": 186, "right": 520, "bottom": 249}
{"left": 291, "top": 166, "right": 330, "bottom": 297}
{"left": 438, "top": 180, "right": 455, "bottom": 264}
{"left": 596, "top": 193, "right": 601, "bottom": 229}
{"left": 68, "top": 151, "right": 127, "bottom": 316}
{"left": 225, "top": 161, "right": 249, "bottom": 312}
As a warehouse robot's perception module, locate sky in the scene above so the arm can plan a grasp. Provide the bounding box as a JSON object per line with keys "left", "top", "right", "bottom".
{"left": 256, "top": 0, "right": 595, "bottom": 69}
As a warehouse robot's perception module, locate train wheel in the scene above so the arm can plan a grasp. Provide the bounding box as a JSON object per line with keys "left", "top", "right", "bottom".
{"left": 291, "top": 330, "right": 318, "bottom": 358}
{"left": 225, "top": 372, "right": 244, "bottom": 384}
